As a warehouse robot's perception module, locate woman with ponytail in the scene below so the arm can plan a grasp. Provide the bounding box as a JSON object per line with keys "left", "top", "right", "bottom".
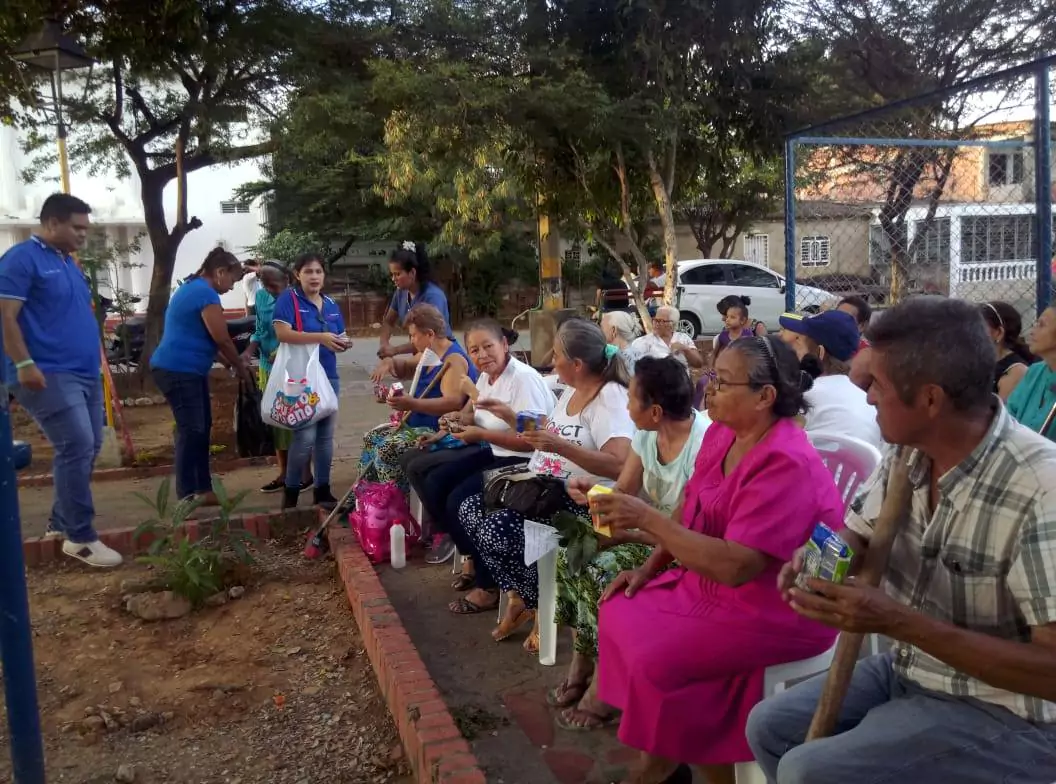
{"left": 456, "top": 318, "right": 634, "bottom": 651}
{"left": 980, "top": 301, "right": 1035, "bottom": 400}
{"left": 151, "top": 247, "right": 255, "bottom": 504}
{"left": 378, "top": 241, "right": 453, "bottom": 360}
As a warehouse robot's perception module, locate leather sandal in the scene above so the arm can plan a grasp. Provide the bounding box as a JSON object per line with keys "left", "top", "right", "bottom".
{"left": 491, "top": 604, "right": 534, "bottom": 642}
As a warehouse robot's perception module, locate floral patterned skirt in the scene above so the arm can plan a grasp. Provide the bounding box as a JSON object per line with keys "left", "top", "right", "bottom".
{"left": 358, "top": 424, "right": 433, "bottom": 491}
{"left": 556, "top": 542, "right": 654, "bottom": 657}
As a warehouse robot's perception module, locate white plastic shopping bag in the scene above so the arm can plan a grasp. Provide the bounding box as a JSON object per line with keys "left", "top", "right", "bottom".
{"left": 261, "top": 343, "right": 339, "bottom": 430}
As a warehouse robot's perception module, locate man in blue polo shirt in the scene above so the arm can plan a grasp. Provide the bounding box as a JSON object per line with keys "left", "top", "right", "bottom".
{"left": 0, "top": 193, "right": 122, "bottom": 567}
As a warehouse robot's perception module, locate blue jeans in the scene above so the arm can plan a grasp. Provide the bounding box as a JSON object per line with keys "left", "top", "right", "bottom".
{"left": 286, "top": 376, "right": 339, "bottom": 489}
{"left": 746, "top": 653, "right": 1056, "bottom": 784}
{"left": 12, "top": 373, "right": 103, "bottom": 543}
{"left": 152, "top": 368, "right": 212, "bottom": 499}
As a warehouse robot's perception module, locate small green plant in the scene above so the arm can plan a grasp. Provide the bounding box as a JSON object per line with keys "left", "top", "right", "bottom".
{"left": 133, "top": 477, "right": 256, "bottom": 606}
{"left": 551, "top": 510, "right": 598, "bottom": 577}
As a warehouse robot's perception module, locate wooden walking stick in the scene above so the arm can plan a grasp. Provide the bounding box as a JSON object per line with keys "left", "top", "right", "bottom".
{"left": 805, "top": 449, "right": 915, "bottom": 740}
{"left": 398, "top": 361, "right": 451, "bottom": 429}
{"left": 1040, "top": 397, "right": 1056, "bottom": 441}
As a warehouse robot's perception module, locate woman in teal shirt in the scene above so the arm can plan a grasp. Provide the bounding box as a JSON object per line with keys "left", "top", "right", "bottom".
{"left": 1007, "top": 304, "right": 1056, "bottom": 440}
{"left": 243, "top": 261, "right": 311, "bottom": 493}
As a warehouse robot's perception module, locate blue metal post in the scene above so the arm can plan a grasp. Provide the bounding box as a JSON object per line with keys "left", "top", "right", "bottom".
{"left": 1035, "top": 64, "right": 1053, "bottom": 315}
{"left": 784, "top": 137, "right": 798, "bottom": 312}
{"left": 0, "top": 320, "right": 46, "bottom": 784}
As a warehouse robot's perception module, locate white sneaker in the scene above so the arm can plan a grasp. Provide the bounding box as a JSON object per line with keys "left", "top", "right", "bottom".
{"left": 62, "top": 540, "right": 123, "bottom": 568}
{"left": 43, "top": 525, "right": 63, "bottom": 539}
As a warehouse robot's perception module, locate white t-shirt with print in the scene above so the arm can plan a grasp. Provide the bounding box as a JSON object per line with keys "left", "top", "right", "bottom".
{"left": 473, "top": 357, "right": 557, "bottom": 458}
{"left": 804, "top": 374, "right": 883, "bottom": 451}
{"left": 630, "top": 332, "right": 695, "bottom": 366}
{"left": 527, "top": 382, "right": 635, "bottom": 486}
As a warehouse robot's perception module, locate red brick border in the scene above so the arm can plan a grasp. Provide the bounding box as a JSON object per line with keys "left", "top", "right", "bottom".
{"left": 328, "top": 517, "right": 487, "bottom": 784}
{"left": 19, "top": 508, "right": 317, "bottom": 566}
{"left": 17, "top": 455, "right": 276, "bottom": 488}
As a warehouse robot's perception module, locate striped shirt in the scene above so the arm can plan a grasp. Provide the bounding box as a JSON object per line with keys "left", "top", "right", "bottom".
{"left": 846, "top": 404, "right": 1056, "bottom": 723}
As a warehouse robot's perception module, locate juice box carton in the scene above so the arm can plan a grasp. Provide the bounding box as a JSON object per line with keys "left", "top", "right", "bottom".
{"left": 795, "top": 522, "right": 855, "bottom": 593}
{"left": 587, "top": 485, "right": 614, "bottom": 537}
{"left": 516, "top": 411, "right": 547, "bottom": 433}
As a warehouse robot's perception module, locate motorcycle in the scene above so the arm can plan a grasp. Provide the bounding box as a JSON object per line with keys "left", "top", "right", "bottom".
{"left": 105, "top": 302, "right": 255, "bottom": 369}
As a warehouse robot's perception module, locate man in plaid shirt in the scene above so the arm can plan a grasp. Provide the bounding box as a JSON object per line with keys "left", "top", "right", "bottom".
{"left": 747, "top": 297, "right": 1056, "bottom": 783}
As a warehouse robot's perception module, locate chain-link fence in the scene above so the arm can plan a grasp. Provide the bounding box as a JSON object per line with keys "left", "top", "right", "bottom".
{"left": 785, "top": 57, "right": 1055, "bottom": 327}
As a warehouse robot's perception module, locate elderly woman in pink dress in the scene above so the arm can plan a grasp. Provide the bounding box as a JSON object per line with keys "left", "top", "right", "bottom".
{"left": 590, "top": 335, "right": 845, "bottom": 784}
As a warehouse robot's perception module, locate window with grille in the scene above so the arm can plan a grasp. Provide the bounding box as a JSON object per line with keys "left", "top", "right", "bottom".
{"left": 220, "top": 201, "right": 251, "bottom": 214}
{"left": 910, "top": 218, "right": 951, "bottom": 266}
{"left": 563, "top": 248, "right": 581, "bottom": 263}
{"left": 987, "top": 152, "right": 1025, "bottom": 187}
{"left": 960, "top": 215, "right": 1035, "bottom": 263}
{"left": 800, "top": 236, "right": 831, "bottom": 266}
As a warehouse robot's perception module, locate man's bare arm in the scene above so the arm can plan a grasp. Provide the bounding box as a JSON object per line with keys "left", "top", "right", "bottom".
{"left": 0, "top": 299, "right": 31, "bottom": 364}
{"left": 894, "top": 614, "right": 1056, "bottom": 703}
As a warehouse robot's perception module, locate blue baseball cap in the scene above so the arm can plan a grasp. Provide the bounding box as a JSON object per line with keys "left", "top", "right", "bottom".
{"left": 778, "top": 310, "right": 860, "bottom": 362}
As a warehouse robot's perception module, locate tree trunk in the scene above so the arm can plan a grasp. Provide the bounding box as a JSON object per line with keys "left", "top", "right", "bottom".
{"left": 647, "top": 156, "right": 679, "bottom": 306}
{"left": 140, "top": 174, "right": 179, "bottom": 369}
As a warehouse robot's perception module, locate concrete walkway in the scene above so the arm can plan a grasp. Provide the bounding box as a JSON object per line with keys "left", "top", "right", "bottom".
{"left": 16, "top": 360, "right": 385, "bottom": 539}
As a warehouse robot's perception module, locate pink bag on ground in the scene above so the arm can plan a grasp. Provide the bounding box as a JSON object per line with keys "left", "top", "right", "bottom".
{"left": 350, "top": 480, "right": 421, "bottom": 564}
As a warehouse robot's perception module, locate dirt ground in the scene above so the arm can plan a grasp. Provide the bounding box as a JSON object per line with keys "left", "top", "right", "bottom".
{"left": 0, "top": 544, "right": 412, "bottom": 784}
{"left": 11, "top": 369, "right": 242, "bottom": 471}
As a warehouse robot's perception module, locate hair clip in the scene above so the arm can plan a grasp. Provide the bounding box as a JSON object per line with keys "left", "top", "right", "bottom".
{"left": 401, "top": 240, "right": 416, "bottom": 252}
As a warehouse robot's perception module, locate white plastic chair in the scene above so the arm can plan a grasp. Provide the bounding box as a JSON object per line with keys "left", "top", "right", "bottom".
{"left": 734, "top": 432, "right": 883, "bottom": 783}
{"left": 807, "top": 431, "right": 882, "bottom": 509}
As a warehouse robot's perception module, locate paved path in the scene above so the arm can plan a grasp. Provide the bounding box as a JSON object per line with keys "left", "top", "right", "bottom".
{"left": 16, "top": 361, "right": 385, "bottom": 539}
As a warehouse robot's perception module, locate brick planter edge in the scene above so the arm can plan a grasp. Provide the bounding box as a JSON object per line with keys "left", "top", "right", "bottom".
{"left": 327, "top": 514, "right": 487, "bottom": 784}
{"left": 18, "top": 455, "right": 276, "bottom": 489}
{"left": 20, "top": 507, "right": 316, "bottom": 567}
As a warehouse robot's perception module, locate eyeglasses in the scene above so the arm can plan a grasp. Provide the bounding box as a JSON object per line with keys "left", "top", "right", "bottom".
{"left": 710, "top": 377, "right": 758, "bottom": 392}
{"left": 653, "top": 319, "right": 673, "bottom": 325}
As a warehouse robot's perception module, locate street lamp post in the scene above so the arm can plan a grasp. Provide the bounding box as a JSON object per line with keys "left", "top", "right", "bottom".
{"left": 0, "top": 23, "right": 96, "bottom": 784}
{"left": 12, "top": 20, "right": 96, "bottom": 194}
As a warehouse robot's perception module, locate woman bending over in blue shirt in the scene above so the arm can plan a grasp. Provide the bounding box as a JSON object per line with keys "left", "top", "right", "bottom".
{"left": 273, "top": 253, "right": 350, "bottom": 509}
{"left": 151, "top": 247, "right": 255, "bottom": 504}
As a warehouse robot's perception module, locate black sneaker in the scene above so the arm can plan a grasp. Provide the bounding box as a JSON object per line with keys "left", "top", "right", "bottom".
{"left": 260, "top": 478, "right": 284, "bottom": 494}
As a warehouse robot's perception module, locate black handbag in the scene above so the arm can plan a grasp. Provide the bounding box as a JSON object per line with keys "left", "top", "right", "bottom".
{"left": 481, "top": 463, "right": 568, "bottom": 519}
{"left": 235, "top": 380, "right": 276, "bottom": 458}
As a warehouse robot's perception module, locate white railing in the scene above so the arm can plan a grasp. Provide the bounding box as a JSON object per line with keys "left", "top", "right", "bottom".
{"left": 956, "top": 260, "right": 1038, "bottom": 283}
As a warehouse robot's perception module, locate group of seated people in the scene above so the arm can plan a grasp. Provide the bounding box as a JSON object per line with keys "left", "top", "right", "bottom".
{"left": 361, "top": 293, "right": 1056, "bottom": 784}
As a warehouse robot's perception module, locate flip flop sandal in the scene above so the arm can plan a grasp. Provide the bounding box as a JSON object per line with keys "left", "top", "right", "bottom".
{"left": 450, "top": 573, "right": 475, "bottom": 591}
{"left": 448, "top": 596, "right": 498, "bottom": 615}
{"left": 546, "top": 679, "right": 589, "bottom": 708}
{"left": 555, "top": 705, "right": 618, "bottom": 731}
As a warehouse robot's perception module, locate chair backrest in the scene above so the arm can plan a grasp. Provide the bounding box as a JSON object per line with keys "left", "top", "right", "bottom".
{"left": 808, "top": 431, "right": 883, "bottom": 511}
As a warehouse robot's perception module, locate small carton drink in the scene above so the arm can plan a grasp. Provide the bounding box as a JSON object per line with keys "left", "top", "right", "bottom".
{"left": 516, "top": 411, "right": 547, "bottom": 433}
{"left": 587, "top": 485, "right": 613, "bottom": 537}
{"left": 388, "top": 382, "right": 405, "bottom": 399}
{"left": 795, "top": 523, "right": 855, "bottom": 593}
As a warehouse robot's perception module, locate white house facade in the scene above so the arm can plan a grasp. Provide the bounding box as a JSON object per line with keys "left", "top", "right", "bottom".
{"left": 0, "top": 123, "right": 268, "bottom": 310}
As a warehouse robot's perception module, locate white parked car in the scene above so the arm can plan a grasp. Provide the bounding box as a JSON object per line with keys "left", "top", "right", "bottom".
{"left": 674, "top": 259, "right": 837, "bottom": 339}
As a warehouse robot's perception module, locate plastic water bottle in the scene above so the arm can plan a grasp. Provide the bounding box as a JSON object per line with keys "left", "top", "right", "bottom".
{"left": 389, "top": 523, "right": 407, "bottom": 569}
